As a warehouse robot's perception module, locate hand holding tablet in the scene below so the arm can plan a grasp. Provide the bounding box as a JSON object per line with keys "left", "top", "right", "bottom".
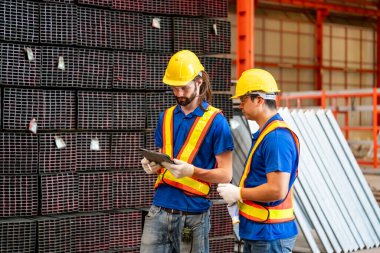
{"left": 139, "top": 148, "right": 175, "bottom": 165}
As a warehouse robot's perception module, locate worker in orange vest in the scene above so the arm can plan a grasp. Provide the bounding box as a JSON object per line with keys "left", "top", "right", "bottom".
{"left": 217, "top": 69, "right": 300, "bottom": 253}
{"left": 140, "top": 50, "right": 234, "bottom": 253}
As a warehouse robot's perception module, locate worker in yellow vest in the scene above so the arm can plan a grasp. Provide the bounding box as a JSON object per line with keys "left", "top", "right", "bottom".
{"left": 140, "top": 50, "right": 234, "bottom": 253}
{"left": 217, "top": 69, "right": 300, "bottom": 253}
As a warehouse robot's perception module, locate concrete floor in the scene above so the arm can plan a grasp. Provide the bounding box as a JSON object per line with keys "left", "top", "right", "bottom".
{"left": 294, "top": 168, "right": 380, "bottom": 253}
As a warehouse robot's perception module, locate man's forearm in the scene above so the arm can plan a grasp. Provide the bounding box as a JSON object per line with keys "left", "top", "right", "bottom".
{"left": 192, "top": 166, "right": 232, "bottom": 183}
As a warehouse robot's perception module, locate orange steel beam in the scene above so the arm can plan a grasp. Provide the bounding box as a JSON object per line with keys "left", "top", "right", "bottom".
{"left": 377, "top": 17, "right": 380, "bottom": 125}
{"left": 237, "top": 0, "right": 254, "bottom": 77}
{"left": 373, "top": 87, "right": 379, "bottom": 168}
{"left": 240, "top": 56, "right": 376, "bottom": 70}
{"left": 280, "top": 90, "right": 376, "bottom": 100}
{"left": 341, "top": 126, "right": 374, "bottom": 131}
{"left": 358, "top": 160, "right": 378, "bottom": 165}
{"left": 253, "top": 61, "right": 376, "bottom": 73}
{"left": 336, "top": 0, "right": 377, "bottom": 8}
{"left": 321, "top": 90, "right": 326, "bottom": 109}
{"left": 261, "top": 0, "right": 380, "bottom": 17}
{"left": 315, "top": 8, "right": 328, "bottom": 91}
{"left": 344, "top": 97, "right": 349, "bottom": 138}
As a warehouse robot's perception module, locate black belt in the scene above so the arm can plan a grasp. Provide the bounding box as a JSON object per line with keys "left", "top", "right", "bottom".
{"left": 161, "top": 207, "right": 203, "bottom": 215}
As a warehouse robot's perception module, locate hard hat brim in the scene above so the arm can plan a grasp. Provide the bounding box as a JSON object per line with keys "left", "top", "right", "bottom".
{"left": 162, "top": 76, "right": 192, "bottom": 87}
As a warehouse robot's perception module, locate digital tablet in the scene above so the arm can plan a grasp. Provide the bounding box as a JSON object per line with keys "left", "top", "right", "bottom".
{"left": 139, "top": 148, "right": 175, "bottom": 165}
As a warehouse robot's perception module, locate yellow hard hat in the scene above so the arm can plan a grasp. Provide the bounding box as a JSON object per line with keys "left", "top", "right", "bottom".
{"left": 163, "top": 50, "right": 205, "bottom": 87}
{"left": 231, "top": 69, "right": 280, "bottom": 99}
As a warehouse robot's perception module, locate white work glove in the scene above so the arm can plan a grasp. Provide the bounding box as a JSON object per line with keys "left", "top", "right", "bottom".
{"left": 161, "top": 159, "right": 194, "bottom": 179}
{"left": 141, "top": 157, "right": 162, "bottom": 174}
{"left": 227, "top": 202, "right": 240, "bottom": 224}
{"left": 217, "top": 183, "right": 242, "bottom": 205}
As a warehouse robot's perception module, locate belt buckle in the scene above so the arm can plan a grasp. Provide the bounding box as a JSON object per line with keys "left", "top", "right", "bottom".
{"left": 163, "top": 207, "right": 180, "bottom": 214}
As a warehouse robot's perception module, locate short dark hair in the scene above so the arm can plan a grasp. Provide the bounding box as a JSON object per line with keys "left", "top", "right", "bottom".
{"left": 265, "top": 99, "right": 277, "bottom": 109}
{"left": 248, "top": 94, "right": 277, "bottom": 109}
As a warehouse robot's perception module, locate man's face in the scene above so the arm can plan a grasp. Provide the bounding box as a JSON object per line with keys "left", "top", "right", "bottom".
{"left": 171, "top": 81, "right": 198, "bottom": 106}
{"left": 238, "top": 94, "right": 262, "bottom": 120}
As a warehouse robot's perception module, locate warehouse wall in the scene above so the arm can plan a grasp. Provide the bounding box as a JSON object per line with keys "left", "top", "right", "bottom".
{"left": 228, "top": 5, "right": 376, "bottom": 138}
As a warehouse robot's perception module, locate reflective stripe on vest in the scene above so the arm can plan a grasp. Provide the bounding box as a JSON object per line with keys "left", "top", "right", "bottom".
{"left": 239, "top": 120, "right": 300, "bottom": 223}
{"left": 154, "top": 105, "right": 220, "bottom": 196}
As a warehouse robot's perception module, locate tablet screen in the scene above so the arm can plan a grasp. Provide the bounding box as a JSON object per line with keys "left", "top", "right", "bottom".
{"left": 139, "top": 148, "right": 174, "bottom": 164}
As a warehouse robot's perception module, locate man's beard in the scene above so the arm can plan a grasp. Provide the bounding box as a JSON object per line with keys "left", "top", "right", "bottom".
{"left": 176, "top": 91, "right": 197, "bottom": 106}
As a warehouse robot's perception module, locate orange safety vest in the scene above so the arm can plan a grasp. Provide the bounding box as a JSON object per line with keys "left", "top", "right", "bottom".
{"left": 238, "top": 120, "right": 300, "bottom": 223}
{"left": 154, "top": 105, "right": 220, "bottom": 197}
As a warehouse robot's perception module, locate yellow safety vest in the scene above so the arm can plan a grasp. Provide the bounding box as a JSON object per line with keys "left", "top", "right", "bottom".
{"left": 154, "top": 105, "right": 220, "bottom": 197}
{"left": 238, "top": 120, "right": 300, "bottom": 223}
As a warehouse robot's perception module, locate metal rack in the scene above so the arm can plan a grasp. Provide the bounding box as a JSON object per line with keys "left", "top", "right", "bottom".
{"left": 0, "top": 0, "right": 232, "bottom": 251}
{"left": 279, "top": 88, "right": 380, "bottom": 168}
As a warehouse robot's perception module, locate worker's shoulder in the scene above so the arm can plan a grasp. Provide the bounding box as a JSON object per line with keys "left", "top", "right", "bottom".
{"left": 210, "top": 110, "right": 230, "bottom": 124}
{"left": 264, "top": 127, "right": 295, "bottom": 142}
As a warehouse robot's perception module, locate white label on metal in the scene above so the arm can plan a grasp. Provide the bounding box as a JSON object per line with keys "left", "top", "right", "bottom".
{"left": 29, "top": 118, "right": 37, "bottom": 134}
{"left": 152, "top": 18, "right": 161, "bottom": 29}
{"left": 24, "top": 47, "right": 34, "bottom": 61}
{"left": 58, "top": 56, "right": 65, "bottom": 70}
{"left": 90, "top": 138, "right": 100, "bottom": 151}
{"left": 213, "top": 23, "right": 218, "bottom": 35}
{"left": 54, "top": 136, "right": 67, "bottom": 149}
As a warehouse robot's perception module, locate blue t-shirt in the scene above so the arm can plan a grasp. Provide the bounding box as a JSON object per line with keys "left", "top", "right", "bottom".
{"left": 239, "top": 113, "right": 299, "bottom": 240}
{"left": 153, "top": 101, "right": 234, "bottom": 213}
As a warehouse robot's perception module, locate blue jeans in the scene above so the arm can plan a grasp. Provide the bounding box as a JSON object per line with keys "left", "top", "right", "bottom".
{"left": 243, "top": 235, "right": 297, "bottom": 253}
{"left": 140, "top": 205, "right": 210, "bottom": 253}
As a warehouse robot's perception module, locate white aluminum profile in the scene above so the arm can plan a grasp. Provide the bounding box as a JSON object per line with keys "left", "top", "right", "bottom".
{"left": 306, "top": 110, "right": 374, "bottom": 249}
{"left": 230, "top": 116, "right": 252, "bottom": 185}
{"left": 280, "top": 108, "right": 341, "bottom": 253}
{"left": 321, "top": 110, "right": 380, "bottom": 245}
{"left": 325, "top": 110, "right": 380, "bottom": 223}
{"left": 293, "top": 110, "right": 354, "bottom": 251}
{"left": 302, "top": 110, "right": 366, "bottom": 250}
{"left": 294, "top": 195, "right": 322, "bottom": 253}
